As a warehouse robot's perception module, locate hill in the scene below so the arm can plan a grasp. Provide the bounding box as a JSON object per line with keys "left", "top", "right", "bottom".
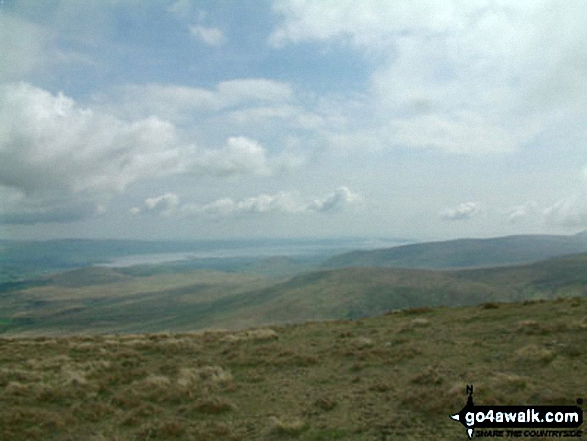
{"left": 0, "top": 296, "right": 585, "bottom": 440}
{"left": 323, "top": 232, "right": 587, "bottom": 269}
{"left": 213, "top": 253, "right": 587, "bottom": 329}
{"left": 2, "top": 253, "right": 586, "bottom": 336}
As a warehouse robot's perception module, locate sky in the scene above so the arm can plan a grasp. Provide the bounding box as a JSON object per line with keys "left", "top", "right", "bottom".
{"left": 1, "top": 0, "right": 587, "bottom": 241}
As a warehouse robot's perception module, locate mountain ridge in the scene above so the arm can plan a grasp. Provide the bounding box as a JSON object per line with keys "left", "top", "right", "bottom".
{"left": 324, "top": 232, "right": 587, "bottom": 269}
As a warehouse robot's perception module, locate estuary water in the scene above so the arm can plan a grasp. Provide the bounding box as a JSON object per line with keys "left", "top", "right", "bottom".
{"left": 95, "top": 238, "right": 411, "bottom": 268}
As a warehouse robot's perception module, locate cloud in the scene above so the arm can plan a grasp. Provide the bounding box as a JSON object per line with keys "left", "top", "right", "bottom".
{"left": 225, "top": 104, "right": 326, "bottom": 131}
{"left": 440, "top": 202, "right": 481, "bottom": 221}
{"left": 0, "top": 82, "right": 184, "bottom": 194}
{"left": 269, "top": 0, "right": 462, "bottom": 49}
{"left": 0, "top": 13, "right": 51, "bottom": 82}
{"left": 189, "top": 25, "right": 224, "bottom": 46}
{"left": 167, "top": 0, "right": 193, "bottom": 17}
{"left": 104, "top": 79, "right": 294, "bottom": 123}
{"left": 0, "top": 187, "right": 98, "bottom": 224}
{"left": 197, "top": 193, "right": 302, "bottom": 215}
{"left": 133, "top": 187, "right": 359, "bottom": 217}
{"left": 189, "top": 137, "right": 272, "bottom": 177}
{"left": 542, "top": 194, "right": 587, "bottom": 228}
{"left": 308, "top": 187, "right": 358, "bottom": 213}
{"left": 507, "top": 202, "right": 538, "bottom": 223}
{"left": 269, "top": 1, "right": 587, "bottom": 156}
{"left": 391, "top": 112, "right": 519, "bottom": 154}
{"left": 0, "top": 83, "right": 276, "bottom": 224}
{"left": 144, "top": 193, "right": 180, "bottom": 216}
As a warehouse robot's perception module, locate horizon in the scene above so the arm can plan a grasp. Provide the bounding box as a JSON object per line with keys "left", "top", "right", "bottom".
{"left": 2, "top": 1, "right": 587, "bottom": 242}
{"left": 2, "top": 229, "right": 586, "bottom": 245}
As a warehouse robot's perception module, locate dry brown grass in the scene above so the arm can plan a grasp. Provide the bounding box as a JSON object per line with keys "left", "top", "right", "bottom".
{"left": 269, "top": 416, "right": 307, "bottom": 436}
{"left": 0, "top": 297, "right": 586, "bottom": 440}
{"left": 221, "top": 328, "right": 278, "bottom": 342}
{"left": 515, "top": 344, "right": 555, "bottom": 364}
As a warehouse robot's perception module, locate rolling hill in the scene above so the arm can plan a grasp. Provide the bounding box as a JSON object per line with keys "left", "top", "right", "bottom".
{"left": 323, "top": 231, "right": 587, "bottom": 269}
{"left": 213, "top": 253, "right": 587, "bottom": 329}
{"left": 2, "top": 252, "right": 586, "bottom": 336}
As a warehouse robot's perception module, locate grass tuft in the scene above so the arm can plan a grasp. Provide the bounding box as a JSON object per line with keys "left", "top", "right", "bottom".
{"left": 269, "top": 416, "right": 308, "bottom": 436}
{"left": 194, "top": 396, "right": 236, "bottom": 414}
{"left": 221, "top": 328, "right": 278, "bottom": 342}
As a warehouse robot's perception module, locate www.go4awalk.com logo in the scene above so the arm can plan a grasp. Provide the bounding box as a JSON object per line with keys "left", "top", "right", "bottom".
{"left": 450, "top": 385, "right": 583, "bottom": 439}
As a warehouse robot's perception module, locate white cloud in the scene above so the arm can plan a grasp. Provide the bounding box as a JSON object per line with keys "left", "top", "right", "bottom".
{"left": 197, "top": 193, "right": 302, "bottom": 215}
{"left": 104, "top": 79, "right": 294, "bottom": 123}
{"left": 0, "top": 83, "right": 277, "bottom": 224}
{"left": 440, "top": 202, "right": 481, "bottom": 221}
{"left": 308, "top": 187, "right": 358, "bottom": 213}
{"left": 189, "top": 137, "right": 272, "bottom": 177}
{"left": 144, "top": 193, "right": 180, "bottom": 216}
{"left": 542, "top": 195, "right": 587, "bottom": 228}
{"left": 134, "top": 187, "right": 359, "bottom": 217}
{"left": 225, "top": 104, "right": 326, "bottom": 132}
{"left": 391, "top": 112, "right": 519, "bottom": 154}
{"left": 131, "top": 192, "right": 180, "bottom": 217}
{"left": 269, "top": 1, "right": 587, "bottom": 156}
{"left": 269, "top": 1, "right": 552, "bottom": 52}
{"left": 189, "top": 25, "right": 224, "bottom": 46}
{"left": 216, "top": 79, "right": 294, "bottom": 105}
{"left": 0, "top": 82, "right": 181, "bottom": 196}
{"left": 507, "top": 202, "right": 538, "bottom": 223}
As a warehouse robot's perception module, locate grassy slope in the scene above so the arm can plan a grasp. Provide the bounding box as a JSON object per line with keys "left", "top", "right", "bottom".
{"left": 0, "top": 269, "right": 274, "bottom": 335}
{"left": 2, "top": 254, "right": 587, "bottom": 335}
{"left": 324, "top": 233, "right": 587, "bottom": 269}
{"left": 213, "top": 253, "right": 587, "bottom": 329}
{"left": 0, "top": 297, "right": 585, "bottom": 440}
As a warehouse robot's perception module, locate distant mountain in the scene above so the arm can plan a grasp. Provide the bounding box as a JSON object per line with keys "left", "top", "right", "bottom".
{"left": 323, "top": 232, "right": 587, "bottom": 270}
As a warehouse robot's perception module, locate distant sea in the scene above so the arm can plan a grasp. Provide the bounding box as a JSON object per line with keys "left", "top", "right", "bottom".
{"left": 95, "top": 238, "right": 411, "bottom": 268}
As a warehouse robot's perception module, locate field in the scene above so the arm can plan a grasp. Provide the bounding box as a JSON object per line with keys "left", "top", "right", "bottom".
{"left": 1, "top": 297, "right": 585, "bottom": 440}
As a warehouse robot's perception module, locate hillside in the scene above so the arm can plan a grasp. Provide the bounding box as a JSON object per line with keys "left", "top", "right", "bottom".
{"left": 323, "top": 232, "right": 587, "bottom": 269}
{"left": 1, "top": 297, "right": 585, "bottom": 440}
{"left": 213, "top": 253, "right": 587, "bottom": 329}
{"left": 2, "top": 253, "right": 586, "bottom": 336}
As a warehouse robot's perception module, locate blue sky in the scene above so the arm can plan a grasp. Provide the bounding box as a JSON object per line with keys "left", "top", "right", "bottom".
{"left": 1, "top": 0, "right": 587, "bottom": 241}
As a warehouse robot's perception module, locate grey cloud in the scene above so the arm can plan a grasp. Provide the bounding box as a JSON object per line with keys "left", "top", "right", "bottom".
{"left": 0, "top": 14, "right": 50, "bottom": 82}
{"left": 0, "top": 206, "right": 94, "bottom": 225}
{"left": 0, "top": 188, "right": 98, "bottom": 225}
